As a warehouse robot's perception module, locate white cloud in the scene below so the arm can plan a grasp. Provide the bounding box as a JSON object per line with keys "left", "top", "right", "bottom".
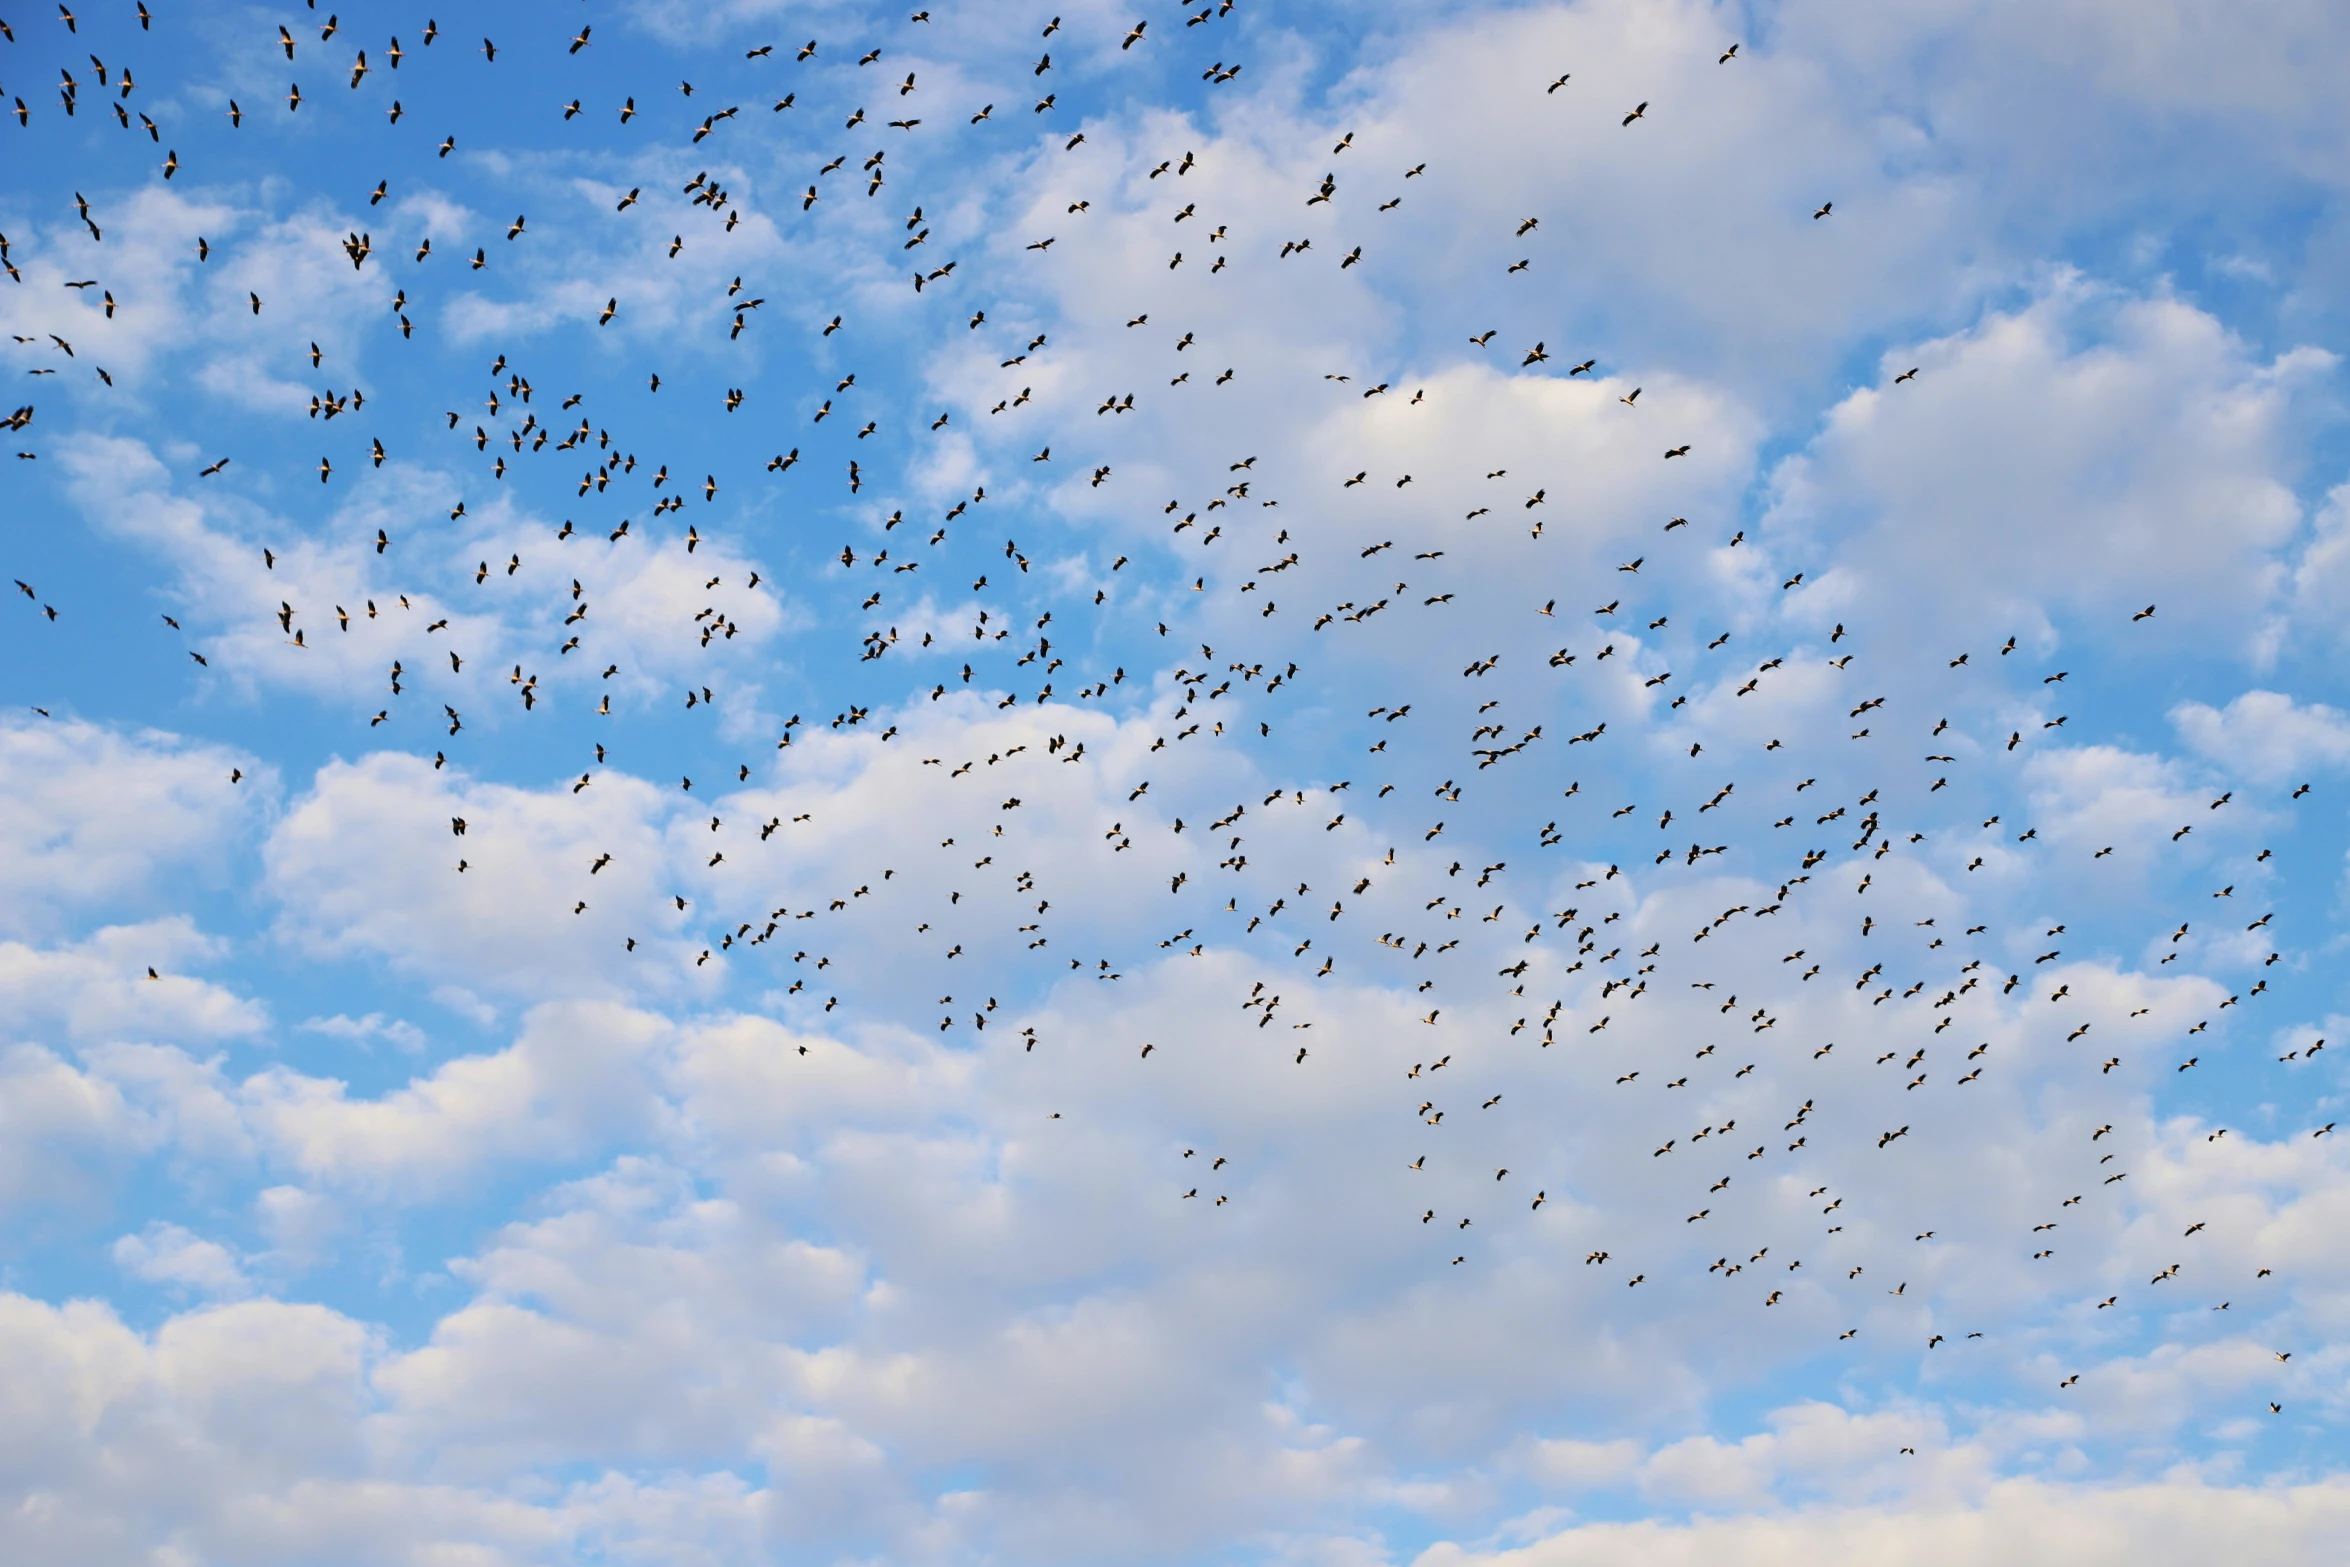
{"left": 1790, "top": 0, "right": 2350, "bottom": 199}
{"left": 0, "top": 1044, "right": 146, "bottom": 1214}
{"left": 112, "top": 1222, "right": 253, "bottom": 1300}
{"left": 240, "top": 1002, "right": 672, "bottom": 1196}
{"left": 0, "top": 1291, "right": 560, "bottom": 1566}
{"left": 2173, "top": 691, "right": 2350, "bottom": 784}
{"left": 1414, "top": 1475, "right": 2350, "bottom": 1567}
{"left": 0, "top": 717, "right": 260, "bottom": 939}
{"left": 254, "top": 1185, "right": 343, "bottom": 1268}
{"left": 52, "top": 437, "right": 794, "bottom": 717}
{"left": 2021, "top": 745, "right": 2226, "bottom": 854}
{"left": 1520, "top": 1437, "right": 1642, "bottom": 1489}
{"left": 2289, "top": 482, "right": 2350, "bottom": 636}
{"left": 0, "top": 184, "right": 393, "bottom": 418}
{"left": 79, "top": 1040, "right": 255, "bottom": 1172}
{"left": 297, "top": 1012, "right": 430, "bottom": 1053}
{"left": 621, "top": 0, "right": 874, "bottom": 45}
{"left": 0, "top": 919, "right": 267, "bottom": 1044}
{"left": 263, "top": 752, "right": 701, "bottom": 1000}
{"left": 1761, "top": 287, "right": 2325, "bottom": 644}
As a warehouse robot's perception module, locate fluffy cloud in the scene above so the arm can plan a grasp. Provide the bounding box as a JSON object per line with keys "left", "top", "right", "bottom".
{"left": 240, "top": 1003, "right": 673, "bottom": 1196}
{"left": 0, "top": 1044, "right": 148, "bottom": 1215}
{"left": 113, "top": 1222, "right": 254, "bottom": 1300}
{"left": 263, "top": 752, "right": 701, "bottom": 1001}
{"left": 0, "top": 718, "right": 260, "bottom": 939}
{"left": 0, "top": 919, "right": 267, "bottom": 1044}
{"left": 1416, "top": 1474, "right": 2350, "bottom": 1567}
{"left": 52, "top": 436, "right": 792, "bottom": 716}
{"left": 2019, "top": 744, "right": 2237, "bottom": 863}
{"left": 2288, "top": 482, "right": 2350, "bottom": 635}
{"left": 2173, "top": 691, "right": 2350, "bottom": 784}
{"left": 1761, "top": 288, "right": 2325, "bottom": 643}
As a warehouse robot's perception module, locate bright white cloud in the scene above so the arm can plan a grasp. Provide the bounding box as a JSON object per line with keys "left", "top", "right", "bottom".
{"left": 2173, "top": 691, "right": 2350, "bottom": 784}
{"left": 112, "top": 1221, "right": 253, "bottom": 1300}
{"left": 0, "top": 718, "right": 260, "bottom": 939}
{"left": 1762, "top": 287, "right": 2326, "bottom": 643}
{"left": 297, "top": 1012, "right": 430, "bottom": 1053}
{"left": 1415, "top": 1474, "right": 2350, "bottom": 1567}
{"left": 0, "top": 1044, "right": 147, "bottom": 1215}
{"left": 263, "top": 752, "right": 701, "bottom": 1000}
{"left": 241, "top": 1002, "right": 672, "bottom": 1195}
{"left": 52, "top": 436, "right": 793, "bottom": 716}
{"left": 0, "top": 919, "right": 267, "bottom": 1044}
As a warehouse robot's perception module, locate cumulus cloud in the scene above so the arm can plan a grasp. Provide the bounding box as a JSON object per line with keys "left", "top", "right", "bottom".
{"left": 0, "top": 718, "right": 260, "bottom": 939}
{"left": 2173, "top": 691, "right": 2350, "bottom": 784}
{"left": 2288, "top": 482, "right": 2350, "bottom": 636}
{"left": 1415, "top": 1475, "right": 2350, "bottom": 1567}
{"left": 0, "top": 1044, "right": 149, "bottom": 1215}
{"left": 1761, "top": 287, "right": 2326, "bottom": 644}
{"left": 263, "top": 752, "right": 702, "bottom": 1000}
{"left": 241, "top": 1002, "right": 672, "bottom": 1196}
{"left": 52, "top": 436, "right": 793, "bottom": 718}
{"left": 112, "top": 1222, "right": 253, "bottom": 1300}
{"left": 297, "top": 1012, "right": 431, "bottom": 1053}
{"left": 0, "top": 919, "right": 267, "bottom": 1044}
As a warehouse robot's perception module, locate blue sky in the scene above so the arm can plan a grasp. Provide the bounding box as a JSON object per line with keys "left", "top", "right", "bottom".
{"left": 4, "top": 0, "right": 2350, "bottom": 1562}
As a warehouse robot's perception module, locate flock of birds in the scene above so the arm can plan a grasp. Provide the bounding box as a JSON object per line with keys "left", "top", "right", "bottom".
{"left": 2, "top": 2, "right": 2330, "bottom": 1428}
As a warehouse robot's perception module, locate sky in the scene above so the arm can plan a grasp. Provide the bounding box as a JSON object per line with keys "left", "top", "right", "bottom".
{"left": 3, "top": 0, "right": 2350, "bottom": 1562}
